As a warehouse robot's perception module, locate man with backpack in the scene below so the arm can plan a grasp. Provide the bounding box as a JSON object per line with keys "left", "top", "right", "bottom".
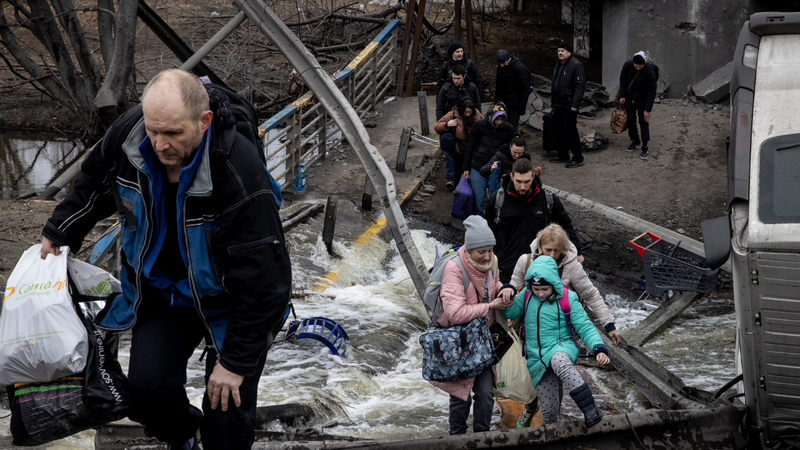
{"left": 494, "top": 50, "right": 533, "bottom": 132}
{"left": 619, "top": 51, "right": 658, "bottom": 160}
{"left": 436, "top": 64, "right": 482, "bottom": 120}
{"left": 39, "top": 69, "right": 291, "bottom": 450}
{"left": 436, "top": 40, "right": 485, "bottom": 99}
{"left": 484, "top": 158, "right": 583, "bottom": 284}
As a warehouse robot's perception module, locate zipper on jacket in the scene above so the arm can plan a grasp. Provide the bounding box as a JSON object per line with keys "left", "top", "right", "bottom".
{"left": 536, "top": 301, "right": 544, "bottom": 359}
{"left": 182, "top": 195, "right": 221, "bottom": 363}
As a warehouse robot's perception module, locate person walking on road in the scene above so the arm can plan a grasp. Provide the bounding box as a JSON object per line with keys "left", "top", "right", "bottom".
{"left": 619, "top": 51, "right": 657, "bottom": 160}
{"left": 494, "top": 49, "right": 533, "bottom": 132}
{"left": 483, "top": 158, "right": 582, "bottom": 284}
{"left": 464, "top": 109, "right": 516, "bottom": 215}
{"left": 549, "top": 40, "right": 586, "bottom": 168}
{"left": 436, "top": 64, "right": 481, "bottom": 120}
{"left": 39, "top": 69, "right": 292, "bottom": 450}
{"left": 437, "top": 40, "right": 485, "bottom": 99}
{"left": 435, "top": 98, "right": 484, "bottom": 190}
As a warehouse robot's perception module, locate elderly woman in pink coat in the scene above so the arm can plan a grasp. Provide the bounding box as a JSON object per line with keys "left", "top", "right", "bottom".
{"left": 430, "top": 216, "right": 516, "bottom": 435}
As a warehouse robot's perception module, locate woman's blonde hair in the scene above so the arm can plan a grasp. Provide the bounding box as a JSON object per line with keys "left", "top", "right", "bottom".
{"left": 536, "top": 223, "right": 570, "bottom": 256}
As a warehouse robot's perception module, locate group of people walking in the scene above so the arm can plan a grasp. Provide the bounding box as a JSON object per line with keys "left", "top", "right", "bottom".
{"left": 428, "top": 38, "right": 661, "bottom": 436}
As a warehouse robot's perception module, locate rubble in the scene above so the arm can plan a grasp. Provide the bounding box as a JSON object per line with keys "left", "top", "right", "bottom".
{"left": 581, "top": 131, "right": 608, "bottom": 151}
{"left": 691, "top": 61, "right": 733, "bottom": 103}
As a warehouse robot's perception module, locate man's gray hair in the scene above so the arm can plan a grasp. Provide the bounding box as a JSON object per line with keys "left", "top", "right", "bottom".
{"left": 142, "top": 69, "right": 210, "bottom": 121}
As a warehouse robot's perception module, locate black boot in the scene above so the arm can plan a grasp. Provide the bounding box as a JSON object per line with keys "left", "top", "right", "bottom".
{"left": 569, "top": 383, "right": 602, "bottom": 428}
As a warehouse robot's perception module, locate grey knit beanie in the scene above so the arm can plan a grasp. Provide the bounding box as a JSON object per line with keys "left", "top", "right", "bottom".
{"left": 463, "top": 216, "right": 496, "bottom": 249}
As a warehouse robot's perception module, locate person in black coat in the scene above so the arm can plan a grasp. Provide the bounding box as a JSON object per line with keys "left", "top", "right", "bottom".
{"left": 619, "top": 51, "right": 657, "bottom": 160}
{"left": 549, "top": 40, "right": 586, "bottom": 168}
{"left": 436, "top": 64, "right": 481, "bottom": 120}
{"left": 479, "top": 137, "right": 531, "bottom": 180}
{"left": 495, "top": 50, "right": 532, "bottom": 131}
{"left": 484, "top": 158, "right": 582, "bottom": 283}
{"left": 464, "top": 109, "right": 516, "bottom": 215}
{"left": 436, "top": 41, "right": 485, "bottom": 97}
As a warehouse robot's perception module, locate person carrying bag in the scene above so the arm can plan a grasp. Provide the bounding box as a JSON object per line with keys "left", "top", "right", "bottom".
{"left": 421, "top": 216, "right": 516, "bottom": 435}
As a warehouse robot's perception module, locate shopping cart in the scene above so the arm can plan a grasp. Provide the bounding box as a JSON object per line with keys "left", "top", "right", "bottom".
{"left": 629, "top": 231, "right": 719, "bottom": 296}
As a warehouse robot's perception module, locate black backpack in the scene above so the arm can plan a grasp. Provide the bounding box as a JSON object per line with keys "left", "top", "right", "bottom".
{"left": 648, "top": 62, "right": 660, "bottom": 81}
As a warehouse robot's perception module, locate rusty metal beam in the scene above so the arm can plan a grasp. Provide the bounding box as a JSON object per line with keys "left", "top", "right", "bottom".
{"left": 404, "top": 0, "right": 427, "bottom": 97}
{"left": 396, "top": 0, "right": 416, "bottom": 96}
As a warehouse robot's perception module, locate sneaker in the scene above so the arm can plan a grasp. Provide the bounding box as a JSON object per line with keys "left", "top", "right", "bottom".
{"left": 626, "top": 141, "right": 641, "bottom": 152}
{"left": 640, "top": 147, "right": 649, "bottom": 160}
{"left": 516, "top": 408, "right": 534, "bottom": 428}
{"left": 565, "top": 160, "right": 584, "bottom": 168}
{"left": 549, "top": 157, "right": 571, "bottom": 163}
{"left": 445, "top": 179, "right": 455, "bottom": 190}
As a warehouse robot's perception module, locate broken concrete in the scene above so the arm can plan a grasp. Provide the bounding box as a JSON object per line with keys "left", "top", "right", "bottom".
{"left": 691, "top": 60, "right": 734, "bottom": 103}
{"left": 581, "top": 131, "right": 608, "bottom": 151}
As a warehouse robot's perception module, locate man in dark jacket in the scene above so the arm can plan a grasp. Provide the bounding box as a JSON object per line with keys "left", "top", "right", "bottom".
{"left": 40, "top": 70, "right": 291, "bottom": 450}
{"left": 495, "top": 50, "right": 533, "bottom": 131}
{"left": 436, "top": 40, "right": 485, "bottom": 97}
{"left": 619, "top": 51, "right": 657, "bottom": 160}
{"left": 436, "top": 64, "right": 481, "bottom": 120}
{"left": 484, "top": 158, "right": 583, "bottom": 283}
{"left": 479, "top": 136, "right": 531, "bottom": 181}
{"left": 549, "top": 40, "right": 586, "bottom": 168}
{"left": 464, "top": 109, "right": 516, "bottom": 215}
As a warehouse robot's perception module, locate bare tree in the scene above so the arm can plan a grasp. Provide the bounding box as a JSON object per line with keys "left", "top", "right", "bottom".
{"left": 0, "top": 0, "right": 138, "bottom": 138}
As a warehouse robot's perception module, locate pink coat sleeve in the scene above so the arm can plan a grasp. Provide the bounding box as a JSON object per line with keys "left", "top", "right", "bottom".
{"left": 438, "top": 260, "right": 490, "bottom": 327}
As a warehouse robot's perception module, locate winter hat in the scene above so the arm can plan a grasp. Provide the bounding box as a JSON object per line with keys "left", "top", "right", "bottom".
{"left": 632, "top": 51, "right": 646, "bottom": 65}
{"left": 448, "top": 41, "right": 464, "bottom": 60}
{"left": 463, "top": 216, "right": 496, "bottom": 250}
{"left": 496, "top": 49, "right": 510, "bottom": 63}
{"left": 491, "top": 109, "right": 507, "bottom": 127}
{"left": 527, "top": 275, "right": 552, "bottom": 288}
{"left": 558, "top": 40, "right": 573, "bottom": 53}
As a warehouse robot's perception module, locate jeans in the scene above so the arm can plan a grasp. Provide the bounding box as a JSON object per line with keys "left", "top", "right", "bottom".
{"left": 127, "top": 295, "right": 268, "bottom": 450}
{"left": 469, "top": 167, "right": 488, "bottom": 215}
{"left": 553, "top": 108, "right": 582, "bottom": 163}
{"left": 487, "top": 165, "right": 502, "bottom": 196}
{"left": 445, "top": 151, "right": 455, "bottom": 180}
{"left": 625, "top": 103, "right": 650, "bottom": 144}
{"left": 448, "top": 366, "right": 494, "bottom": 434}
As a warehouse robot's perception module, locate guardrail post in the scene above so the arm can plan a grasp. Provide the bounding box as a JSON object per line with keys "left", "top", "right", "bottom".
{"left": 396, "top": 126, "right": 412, "bottom": 172}
{"left": 370, "top": 52, "right": 378, "bottom": 112}
{"left": 417, "top": 91, "right": 429, "bottom": 136}
{"left": 318, "top": 108, "right": 328, "bottom": 160}
{"left": 322, "top": 196, "right": 338, "bottom": 254}
{"left": 362, "top": 175, "right": 374, "bottom": 211}
{"left": 390, "top": 26, "right": 398, "bottom": 89}
{"left": 288, "top": 113, "right": 299, "bottom": 188}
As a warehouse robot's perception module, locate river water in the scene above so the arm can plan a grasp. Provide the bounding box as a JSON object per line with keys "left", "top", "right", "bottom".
{"left": 0, "top": 132, "right": 83, "bottom": 200}
{"left": 0, "top": 134, "right": 736, "bottom": 447}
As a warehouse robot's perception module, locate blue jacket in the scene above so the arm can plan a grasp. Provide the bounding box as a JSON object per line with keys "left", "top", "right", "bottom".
{"left": 43, "top": 101, "right": 291, "bottom": 376}
{"left": 502, "top": 256, "right": 607, "bottom": 386}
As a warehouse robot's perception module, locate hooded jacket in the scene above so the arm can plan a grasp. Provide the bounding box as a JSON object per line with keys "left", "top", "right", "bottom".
{"left": 435, "top": 80, "right": 481, "bottom": 120}
{"left": 502, "top": 256, "right": 607, "bottom": 386}
{"left": 484, "top": 178, "right": 582, "bottom": 280}
{"left": 42, "top": 98, "right": 292, "bottom": 376}
{"left": 437, "top": 57, "right": 485, "bottom": 96}
{"left": 509, "top": 238, "right": 616, "bottom": 331}
{"left": 495, "top": 53, "right": 533, "bottom": 113}
{"left": 618, "top": 54, "right": 658, "bottom": 112}
{"left": 464, "top": 112, "right": 516, "bottom": 172}
{"left": 478, "top": 143, "right": 531, "bottom": 179}
{"left": 429, "top": 247, "right": 512, "bottom": 401}
{"left": 551, "top": 55, "right": 586, "bottom": 110}
{"left": 434, "top": 107, "right": 485, "bottom": 154}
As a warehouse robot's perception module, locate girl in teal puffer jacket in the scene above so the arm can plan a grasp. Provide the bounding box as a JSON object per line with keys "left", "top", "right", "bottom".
{"left": 503, "top": 255, "right": 610, "bottom": 428}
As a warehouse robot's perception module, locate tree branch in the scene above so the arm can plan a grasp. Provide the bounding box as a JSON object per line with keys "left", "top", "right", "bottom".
{"left": 97, "top": 0, "right": 116, "bottom": 71}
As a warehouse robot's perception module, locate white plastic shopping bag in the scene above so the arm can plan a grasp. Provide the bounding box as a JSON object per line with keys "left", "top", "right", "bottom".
{"left": 494, "top": 327, "right": 537, "bottom": 404}
{"left": 0, "top": 244, "right": 88, "bottom": 385}
{"left": 68, "top": 257, "right": 122, "bottom": 297}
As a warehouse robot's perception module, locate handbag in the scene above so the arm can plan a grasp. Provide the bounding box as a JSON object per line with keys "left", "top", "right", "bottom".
{"left": 610, "top": 106, "right": 627, "bottom": 134}
{"left": 420, "top": 278, "right": 497, "bottom": 382}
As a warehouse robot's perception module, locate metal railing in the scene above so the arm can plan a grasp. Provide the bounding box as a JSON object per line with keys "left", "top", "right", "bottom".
{"left": 259, "top": 20, "right": 400, "bottom": 189}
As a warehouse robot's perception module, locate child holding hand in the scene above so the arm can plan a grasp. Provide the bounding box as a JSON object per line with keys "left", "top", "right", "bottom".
{"left": 503, "top": 255, "right": 610, "bottom": 428}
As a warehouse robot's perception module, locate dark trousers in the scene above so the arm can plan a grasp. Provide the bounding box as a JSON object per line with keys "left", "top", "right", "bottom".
{"left": 506, "top": 109, "right": 521, "bottom": 131}
{"left": 553, "top": 108, "right": 582, "bottom": 163}
{"left": 128, "top": 297, "right": 267, "bottom": 450}
{"left": 625, "top": 103, "right": 649, "bottom": 144}
{"left": 446, "top": 150, "right": 466, "bottom": 182}
{"left": 448, "top": 366, "right": 494, "bottom": 435}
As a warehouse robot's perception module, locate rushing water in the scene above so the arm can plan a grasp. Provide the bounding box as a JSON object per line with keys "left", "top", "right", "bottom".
{"left": 0, "top": 132, "right": 83, "bottom": 200}
{"left": 0, "top": 197, "right": 737, "bottom": 448}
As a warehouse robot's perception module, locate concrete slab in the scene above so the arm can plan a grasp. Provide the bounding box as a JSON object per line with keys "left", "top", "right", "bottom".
{"left": 692, "top": 61, "right": 734, "bottom": 104}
